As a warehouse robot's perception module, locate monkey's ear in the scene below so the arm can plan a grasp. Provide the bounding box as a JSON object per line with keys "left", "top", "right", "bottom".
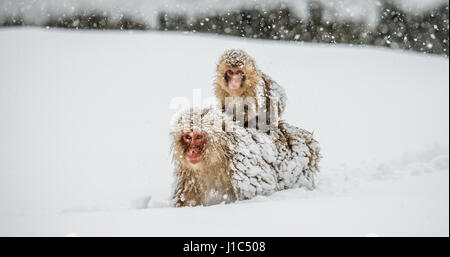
{"left": 250, "top": 60, "right": 257, "bottom": 71}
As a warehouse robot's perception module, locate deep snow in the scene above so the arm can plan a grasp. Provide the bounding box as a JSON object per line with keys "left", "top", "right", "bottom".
{"left": 0, "top": 28, "right": 448, "bottom": 236}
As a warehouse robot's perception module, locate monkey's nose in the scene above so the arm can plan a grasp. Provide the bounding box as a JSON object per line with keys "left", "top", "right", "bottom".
{"left": 229, "top": 79, "right": 241, "bottom": 90}
{"left": 189, "top": 147, "right": 201, "bottom": 155}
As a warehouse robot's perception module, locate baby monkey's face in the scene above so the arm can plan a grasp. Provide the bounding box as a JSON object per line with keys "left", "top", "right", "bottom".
{"left": 225, "top": 68, "right": 245, "bottom": 90}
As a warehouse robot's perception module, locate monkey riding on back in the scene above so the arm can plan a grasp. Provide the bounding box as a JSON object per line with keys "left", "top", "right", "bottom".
{"left": 170, "top": 49, "right": 321, "bottom": 207}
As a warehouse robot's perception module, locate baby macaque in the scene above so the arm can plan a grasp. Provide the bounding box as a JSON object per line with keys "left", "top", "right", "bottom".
{"left": 214, "top": 49, "right": 287, "bottom": 132}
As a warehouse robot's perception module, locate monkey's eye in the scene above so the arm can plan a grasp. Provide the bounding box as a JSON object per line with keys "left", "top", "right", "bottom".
{"left": 196, "top": 135, "right": 203, "bottom": 140}
{"left": 226, "top": 70, "right": 234, "bottom": 76}
{"left": 236, "top": 70, "right": 244, "bottom": 75}
{"left": 185, "top": 135, "right": 192, "bottom": 140}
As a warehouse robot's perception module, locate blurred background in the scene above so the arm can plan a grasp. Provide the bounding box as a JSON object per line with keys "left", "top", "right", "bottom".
{"left": 0, "top": 0, "right": 448, "bottom": 56}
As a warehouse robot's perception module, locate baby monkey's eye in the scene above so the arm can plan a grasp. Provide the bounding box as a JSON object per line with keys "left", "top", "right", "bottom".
{"left": 226, "top": 70, "right": 234, "bottom": 76}
{"left": 185, "top": 135, "right": 192, "bottom": 140}
{"left": 196, "top": 135, "right": 203, "bottom": 140}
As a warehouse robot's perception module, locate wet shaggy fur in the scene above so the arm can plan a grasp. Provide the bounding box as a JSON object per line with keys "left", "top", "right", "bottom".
{"left": 171, "top": 108, "right": 321, "bottom": 207}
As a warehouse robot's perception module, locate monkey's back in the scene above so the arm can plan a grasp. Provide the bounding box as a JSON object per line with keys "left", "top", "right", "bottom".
{"left": 227, "top": 119, "right": 320, "bottom": 200}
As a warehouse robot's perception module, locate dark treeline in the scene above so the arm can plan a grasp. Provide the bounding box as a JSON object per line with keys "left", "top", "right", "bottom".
{"left": 1, "top": 12, "right": 147, "bottom": 31}
{"left": 159, "top": 1, "right": 449, "bottom": 56}
{"left": 1, "top": 0, "right": 448, "bottom": 56}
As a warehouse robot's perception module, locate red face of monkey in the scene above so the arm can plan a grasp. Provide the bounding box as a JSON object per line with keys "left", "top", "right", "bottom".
{"left": 182, "top": 132, "right": 207, "bottom": 165}
{"left": 225, "top": 68, "right": 245, "bottom": 90}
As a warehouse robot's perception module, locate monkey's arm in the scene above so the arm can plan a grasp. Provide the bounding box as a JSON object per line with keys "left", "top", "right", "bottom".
{"left": 261, "top": 72, "right": 287, "bottom": 118}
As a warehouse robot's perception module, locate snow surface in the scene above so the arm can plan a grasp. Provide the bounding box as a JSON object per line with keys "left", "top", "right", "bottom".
{"left": 0, "top": 28, "right": 448, "bottom": 236}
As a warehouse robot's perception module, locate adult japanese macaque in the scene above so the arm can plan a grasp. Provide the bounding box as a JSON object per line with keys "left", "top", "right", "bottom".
{"left": 171, "top": 108, "right": 320, "bottom": 207}
{"left": 214, "top": 49, "right": 287, "bottom": 132}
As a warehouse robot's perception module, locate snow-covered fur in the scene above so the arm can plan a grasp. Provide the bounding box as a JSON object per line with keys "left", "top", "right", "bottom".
{"left": 171, "top": 107, "right": 320, "bottom": 207}
{"left": 214, "top": 49, "right": 287, "bottom": 127}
